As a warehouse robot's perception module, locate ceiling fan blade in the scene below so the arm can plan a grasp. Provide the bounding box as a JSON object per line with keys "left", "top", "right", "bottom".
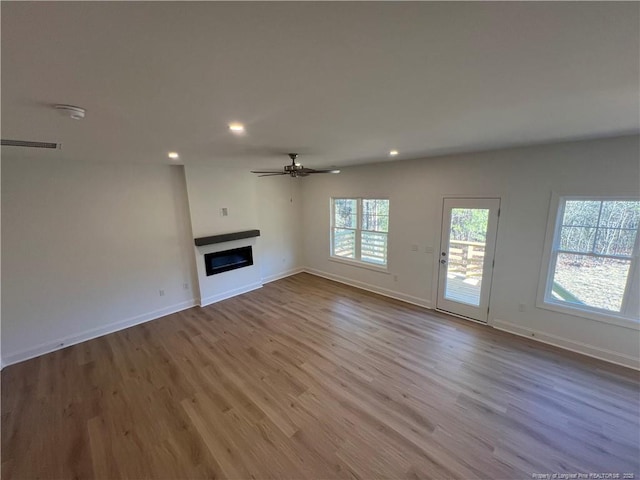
{"left": 251, "top": 170, "right": 283, "bottom": 173}
{"left": 300, "top": 168, "right": 341, "bottom": 174}
{"left": 258, "top": 173, "right": 288, "bottom": 177}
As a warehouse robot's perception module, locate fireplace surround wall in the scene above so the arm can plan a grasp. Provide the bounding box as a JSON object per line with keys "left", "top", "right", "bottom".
{"left": 192, "top": 229, "right": 262, "bottom": 306}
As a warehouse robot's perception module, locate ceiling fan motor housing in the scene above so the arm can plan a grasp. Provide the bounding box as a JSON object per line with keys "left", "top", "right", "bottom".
{"left": 284, "top": 153, "right": 303, "bottom": 176}
{"left": 284, "top": 164, "right": 303, "bottom": 173}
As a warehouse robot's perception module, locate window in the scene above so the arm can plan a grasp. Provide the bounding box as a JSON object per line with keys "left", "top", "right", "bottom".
{"left": 331, "top": 198, "right": 389, "bottom": 267}
{"left": 541, "top": 197, "right": 640, "bottom": 323}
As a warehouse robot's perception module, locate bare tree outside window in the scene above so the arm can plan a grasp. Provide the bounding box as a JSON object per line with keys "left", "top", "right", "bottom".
{"left": 547, "top": 199, "right": 639, "bottom": 315}
{"left": 331, "top": 198, "right": 389, "bottom": 266}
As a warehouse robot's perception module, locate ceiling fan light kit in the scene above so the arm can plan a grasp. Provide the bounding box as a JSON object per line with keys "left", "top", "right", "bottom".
{"left": 251, "top": 153, "right": 341, "bottom": 178}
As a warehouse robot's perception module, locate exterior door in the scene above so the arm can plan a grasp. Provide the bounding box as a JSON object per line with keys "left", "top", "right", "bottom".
{"left": 436, "top": 198, "right": 500, "bottom": 323}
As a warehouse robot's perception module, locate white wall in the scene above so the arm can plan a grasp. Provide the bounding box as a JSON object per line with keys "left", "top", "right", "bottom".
{"left": 1, "top": 159, "right": 197, "bottom": 364}
{"left": 1, "top": 157, "right": 303, "bottom": 366}
{"left": 301, "top": 135, "right": 640, "bottom": 368}
{"left": 2, "top": 136, "right": 637, "bottom": 369}
{"left": 256, "top": 175, "right": 303, "bottom": 282}
{"left": 183, "top": 164, "right": 303, "bottom": 305}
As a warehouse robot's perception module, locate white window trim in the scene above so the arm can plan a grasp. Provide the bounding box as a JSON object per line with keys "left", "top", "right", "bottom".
{"left": 330, "top": 197, "right": 390, "bottom": 270}
{"left": 536, "top": 193, "right": 640, "bottom": 331}
{"left": 328, "top": 256, "right": 391, "bottom": 274}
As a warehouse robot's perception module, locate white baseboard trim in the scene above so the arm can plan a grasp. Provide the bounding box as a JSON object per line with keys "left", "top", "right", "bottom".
{"left": 199, "top": 282, "right": 263, "bottom": 307}
{"left": 2, "top": 299, "right": 198, "bottom": 368}
{"left": 304, "top": 268, "right": 432, "bottom": 310}
{"left": 492, "top": 318, "right": 640, "bottom": 370}
{"left": 262, "top": 267, "right": 305, "bottom": 284}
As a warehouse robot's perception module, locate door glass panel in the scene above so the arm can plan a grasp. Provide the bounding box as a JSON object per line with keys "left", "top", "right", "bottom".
{"left": 444, "top": 208, "right": 489, "bottom": 306}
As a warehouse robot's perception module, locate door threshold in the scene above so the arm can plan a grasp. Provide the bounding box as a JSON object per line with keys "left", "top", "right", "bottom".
{"left": 435, "top": 308, "right": 488, "bottom": 326}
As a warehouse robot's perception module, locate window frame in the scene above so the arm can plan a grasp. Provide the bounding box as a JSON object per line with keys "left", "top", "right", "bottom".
{"left": 330, "top": 197, "right": 390, "bottom": 270}
{"left": 537, "top": 193, "right": 640, "bottom": 330}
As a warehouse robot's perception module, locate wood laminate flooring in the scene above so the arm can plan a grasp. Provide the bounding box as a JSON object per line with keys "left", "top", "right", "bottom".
{"left": 2, "top": 273, "right": 639, "bottom": 479}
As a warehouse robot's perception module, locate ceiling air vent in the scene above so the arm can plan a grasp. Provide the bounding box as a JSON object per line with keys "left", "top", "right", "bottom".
{"left": 1, "top": 139, "right": 61, "bottom": 149}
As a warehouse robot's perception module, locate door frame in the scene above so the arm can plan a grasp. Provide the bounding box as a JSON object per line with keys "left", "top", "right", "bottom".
{"left": 435, "top": 196, "right": 501, "bottom": 324}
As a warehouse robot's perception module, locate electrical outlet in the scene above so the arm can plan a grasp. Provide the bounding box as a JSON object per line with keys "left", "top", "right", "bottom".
{"left": 518, "top": 303, "right": 525, "bottom": 312}
{"left": 159, "top": 289, "right": 165, "bottom": 297}
{"left": 411, "top": 244, "right": 418, "bottom": 252}
{"left": 394, "top": 275, "right": 398, "bottom": 282}
{"left": 220, "top": 207, "right": 228, "bottom": 217}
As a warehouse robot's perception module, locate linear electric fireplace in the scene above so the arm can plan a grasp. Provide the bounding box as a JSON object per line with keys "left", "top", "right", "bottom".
{"left": 204, "top": 246, "right": 253, "bottom": 276}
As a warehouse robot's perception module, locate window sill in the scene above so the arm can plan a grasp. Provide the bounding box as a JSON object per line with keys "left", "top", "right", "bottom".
{"left": 536, "top": 299, "right": 640, "bottom": 331}
{"left": 328, "top": 256, "right": 390, "bottom": 274}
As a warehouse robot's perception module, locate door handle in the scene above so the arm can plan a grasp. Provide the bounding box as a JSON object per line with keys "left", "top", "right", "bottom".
{"left": 440, "top": 259, "right": 447, "bottom": 265}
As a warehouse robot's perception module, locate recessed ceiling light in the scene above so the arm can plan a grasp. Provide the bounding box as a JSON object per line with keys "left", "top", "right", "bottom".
{"left": 168, "top": 152, "right": 179, "bottom": 159}
{"left": 229, "top": 123, "right": 245, "bottom": 133}
{"left": 54, "top": 104, "right": 86, "bottom": 120}
{"left": 389, "top": 150, "right": 399, "bottom": 156}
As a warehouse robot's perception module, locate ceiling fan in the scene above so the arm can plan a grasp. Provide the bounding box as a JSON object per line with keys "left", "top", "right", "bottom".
{"left": 251, "top": 153, "right": 340, "bottom": 177}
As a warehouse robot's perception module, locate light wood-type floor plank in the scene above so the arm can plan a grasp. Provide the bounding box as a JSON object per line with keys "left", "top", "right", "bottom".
{"left": 2, "top": 273, "right": 639, "bottom": 479}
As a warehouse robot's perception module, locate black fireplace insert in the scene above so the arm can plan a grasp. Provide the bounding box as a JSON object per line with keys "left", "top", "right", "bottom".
{"left": 204, "top": 246, "right": 253, "bottom": 276}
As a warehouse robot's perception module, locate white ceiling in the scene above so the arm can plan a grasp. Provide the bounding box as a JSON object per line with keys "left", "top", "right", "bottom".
{"left": 2, "top": 2, "right": 639, "bottom": 169}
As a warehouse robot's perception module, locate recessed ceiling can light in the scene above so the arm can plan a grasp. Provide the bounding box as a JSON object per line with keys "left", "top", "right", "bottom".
{"left": 168, "top": 152, "right": 179, "bottom": 160}
{"left": 54, "top": 104, "right": 86, "bottom": 120}
{"left": 389, "top": 150, "right": 399, "bottom": 156}
{"left": 229, "top": 123, "right": 245, "bottom": 133}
